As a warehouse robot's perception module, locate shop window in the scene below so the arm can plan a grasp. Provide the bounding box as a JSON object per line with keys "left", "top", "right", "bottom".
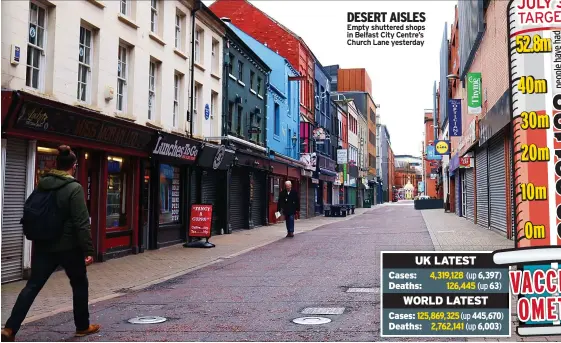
{"left": 35, "top": 146, "right": 58, "bottom": 185}
{"left": 106, "top": 156, "right": 127, "bottom": 228}
{"left": 273, "top": 177, "right": 280, "bottom": 202}
{"left": 159, "top": 164, "right": 180, "bottom": 224}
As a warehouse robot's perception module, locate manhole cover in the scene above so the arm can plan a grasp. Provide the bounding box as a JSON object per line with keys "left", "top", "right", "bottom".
{"left": 301, "top": 307, "right": 345, "bottom": 315}
{"left": 292, "top": 316, "right": 332, "bottom": 325}
{"left": 346, "top": 287, "right": 379, "bottom": 293}
{"left": 128, "top": 316, "right": 167, "bottom": 324}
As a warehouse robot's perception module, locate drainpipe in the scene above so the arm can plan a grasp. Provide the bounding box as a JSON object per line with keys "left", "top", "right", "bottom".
{"left": 189, "top": 0, "right": 202, "bottom": 137}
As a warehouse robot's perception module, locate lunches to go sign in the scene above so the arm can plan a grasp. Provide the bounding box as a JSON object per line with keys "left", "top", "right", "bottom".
{"left": 189, "top": 204, "right": 213, "bottom": 238}
{"left": 152, "top": 133, "right": 199, "bottom": 163}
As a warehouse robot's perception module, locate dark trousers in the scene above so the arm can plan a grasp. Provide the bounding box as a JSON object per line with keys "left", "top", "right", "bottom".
{"left": 5, "top": 248, "right": 90, "bottom": 334}
{"left": 285, "top": 214, "right": 295, "bottom": 233}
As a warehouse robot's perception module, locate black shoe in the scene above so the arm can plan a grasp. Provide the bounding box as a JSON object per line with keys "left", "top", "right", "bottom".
{"left": 286, "top": 233, "right": 294, "bottom": 238}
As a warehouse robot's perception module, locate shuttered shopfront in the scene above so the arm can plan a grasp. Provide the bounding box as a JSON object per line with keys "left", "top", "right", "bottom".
{"left": 475, "top": 147, "right": 489, "bottom": 228}
{"left": 1, "top": 138, "right": 28, "bottom": 283}
{"left": 308, "top": 179, "right": 316, "bottom": 217}
{"left": 299, "top": 177, "right": 308, "bottom": 219}
{"left": 488, "top": 133, "right": 507, "bottom": 232}
{"left": 464, "top": 168, "right": 475, "bottom": 221}
{"left": 229, "top": 168, "right": 248, "bottom": 231}
{"left": 250, "top": 171, "right": 266, "bottom": 228}
{"left": 201, "top": 170, "right": 221, "bottom": 235}
{"left": 455, "top": 173, "right": 461, "bottom": 216}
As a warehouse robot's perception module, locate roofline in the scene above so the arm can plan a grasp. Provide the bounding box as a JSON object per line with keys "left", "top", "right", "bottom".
{"left": 224, "top": 25, "right": 271, "bottom": 72}
{"left": 229, "top": 23, "right": 300, "bottom": 77}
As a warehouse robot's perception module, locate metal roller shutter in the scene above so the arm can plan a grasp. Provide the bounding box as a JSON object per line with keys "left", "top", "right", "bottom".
{"left": 229, "top": 168, "right": 248, "bottom": 230}
{"left": 464, "top": 168, "right": 475, "bottom": 221}
{"left": 2, "top": 138, "right": 27, "bottom": 283}
{"left": 190, "top": 169, "right": 198, "bottom": 206}
{"left": 476, "top": 147, "right": 489, "bottom": 228}
{"left": 455, "top": 173, "right": 461, "bottom": 216}
{"left": 307, "top": 181, "right": 315, "bottom": 217}
{"left": 201, "top": 170, "right": 220, "bottom": 234}
{"left": 299, "top": 178, "right": 308, "bottom": 218}
{"left": 509, "top": 136, "right": 515, "bottom": 238}
{"left": 348, "top": 188, "right": 356, "bottom": 206}
{"left": 250, "top": 171, "right": 266, "bottom": 228}
{"left": 489, "top": 134, "right": 507, "bottom": 232}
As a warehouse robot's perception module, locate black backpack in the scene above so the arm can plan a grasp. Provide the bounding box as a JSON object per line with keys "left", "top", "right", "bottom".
{"left": 20, "top": 181, "right": 76, "bottom": 241}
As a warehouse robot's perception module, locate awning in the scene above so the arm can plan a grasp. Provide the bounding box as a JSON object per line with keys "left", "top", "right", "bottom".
{"left": 196, "top": 143, "right": 235, "bottom": 170}
{"left": 319, "top": 168, "right": 337, "bottom": 177}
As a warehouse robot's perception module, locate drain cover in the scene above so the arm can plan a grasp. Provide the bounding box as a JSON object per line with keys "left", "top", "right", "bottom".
{"left": 292, "top": 316, "right": 332, "bottom": 325}
{"left": 301, "top": 307, "right": 345, "bottom": 315}
{"left": 346, "top": 287, "right": 379, "bottom": 293}
{"left": 128, "top": 316, "right": 167, "bottom": 324}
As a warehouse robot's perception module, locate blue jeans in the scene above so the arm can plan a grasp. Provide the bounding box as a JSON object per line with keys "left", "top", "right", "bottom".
{"left": 285, "top": 215, "right": 295, "bottom": 233}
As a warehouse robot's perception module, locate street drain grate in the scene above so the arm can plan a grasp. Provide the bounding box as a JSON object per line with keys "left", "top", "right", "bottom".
{"left": 346, "top": 287, "right": 379, "bottom": 293}
{"left": 292, "top": 317, "right": 332, "bottom": 325}
{"left": 301, "top": 307, "right": 345, "bottom": 315}
{"left": 128, "top": 316, "right": 167, "bottom": 324}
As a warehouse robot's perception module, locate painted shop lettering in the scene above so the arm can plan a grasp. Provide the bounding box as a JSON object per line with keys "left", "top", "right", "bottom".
{"left": 153, "top": 136, "right": 198, "bottom": 160}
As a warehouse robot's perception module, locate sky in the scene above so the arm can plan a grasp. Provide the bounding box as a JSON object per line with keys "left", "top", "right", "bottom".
{"left": 204, "top": 1, "right": 457, "bottom": 156}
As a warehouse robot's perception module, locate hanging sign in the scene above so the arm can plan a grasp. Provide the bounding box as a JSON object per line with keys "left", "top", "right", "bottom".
{"left": 337, "top": 149, "right": 348, "bottom": 164}
{"left": 448, "top": 99, "right": 462, "bottom": 136}
{"left": 491, "top": 2, "right": 561, "bottom": 338}
{"left": 467, "top": 72, "right": 482, "bottom": 115}
{"left": 188, "top": 204, "right": 213, "bottom": 238}
{"left": 426, "top": 145, "right": 442, "bottom": 161}
{"left": 434, "top": 140, "right": 451, "bottom": 155}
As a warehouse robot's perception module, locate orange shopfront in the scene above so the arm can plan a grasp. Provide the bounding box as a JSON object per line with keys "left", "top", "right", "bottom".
{"left": 4, "top": 92, "right": 155, "bottom": 266}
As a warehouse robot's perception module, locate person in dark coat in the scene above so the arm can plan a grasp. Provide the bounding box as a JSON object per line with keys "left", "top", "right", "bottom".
{"left": 2, "top": 146, "right": 100, "bottom": 342}
{"left": 277, "top": 180, "right": 300, "bottom": 238}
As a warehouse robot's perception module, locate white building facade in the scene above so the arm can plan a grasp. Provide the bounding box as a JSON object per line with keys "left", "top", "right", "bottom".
{"left": 0, "top": 0, "right": 225, "bottom": 282}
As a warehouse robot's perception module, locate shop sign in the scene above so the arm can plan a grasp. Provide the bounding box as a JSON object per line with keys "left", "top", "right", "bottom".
{"left": 197, "top": 143, "right": 235, "bottom": 170}
{"left": 336, "top": 149, "right": 347, "bottom": 164}
{"left": 317, "top": 155, "right": 336, "bottom": 171}
{"left": 349, "top": 165, "right": 359, "bottom": 178}
{"left": 15, "top": 101, "right": 153, "bottom": 151}
{"left": 458, "top": 119, "right": 477, "bottom": 155}
{"left": 478, "top": 90, "right": 509, "bottom": 146}
{"left": 434, "top": 140, "right": 451, "bottom": 155}
{"left": 467, "top": 72, "right": 482, "bottom": 115}
{"left": 426, "top": 145, "right": 442, "bottom": 161}
{"left": 460, "top": 157, "right": 473, "bottom": 168}
{"left": 188, "top": 204, "right": 213, "bottom": 238}
{"left": 311, "top": 178, "right": 319, "bottom": 184}
{"left": 418, "top": 181, "right": 425, "bottom": 192}
{"left": 448, "top": 99, "right": 462, "bottom": 137}
{"left": 300, "top": 153, "right": 317, "bottom": 171}
{"left": 312, "top": 127, "right": 326, "bottom": 140}
{"left": 152, "top": 133, "right": 199, "bottom": 162}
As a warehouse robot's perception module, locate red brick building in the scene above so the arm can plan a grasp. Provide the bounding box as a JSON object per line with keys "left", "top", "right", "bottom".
{"left": 423, "top": 110, "right": 439, "bottom": 199}
{"left": 209, "top": 0, "right": 315, "bottom": 124}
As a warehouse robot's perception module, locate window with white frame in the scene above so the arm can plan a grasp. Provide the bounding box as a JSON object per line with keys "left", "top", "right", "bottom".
{"left": 117, "top": 44, "right": 128, "bottom": 112}
{"left": 27, "top": 2, "right": 47, "bottom": 90}
{"left": 120, "top": 0, "right": 128, "bottom": 15}
{"left": 211, "top": 39, "right": 219, "bottom": 74}
{"left": 148, "top": 61, "right": 157, "bottom": 120}
{"left": 77, "top": 26, "right": 92, "bottom": 102}
{"left": 194, "top": 28, "right": 202, "bottom": 63}
{"left": 173, "top": 73, "right": 180, "bottom": 128}
{"left": 150, "top": 0, "right": 158, "bottom": 33}
{"left": 175, "top": 13, "right": 181, "bottom": 49}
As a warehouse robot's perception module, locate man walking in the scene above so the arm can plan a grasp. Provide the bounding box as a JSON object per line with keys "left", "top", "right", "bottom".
{"left": 277, "top": 180, "right": 300, "bottom": 238}
{"left": 1, "top": 145, "right": 100, "bottom": 341}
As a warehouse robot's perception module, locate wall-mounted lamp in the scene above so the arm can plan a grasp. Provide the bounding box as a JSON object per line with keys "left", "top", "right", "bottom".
{"left": 291, "top": 132, "right": 297, "bottom": 146}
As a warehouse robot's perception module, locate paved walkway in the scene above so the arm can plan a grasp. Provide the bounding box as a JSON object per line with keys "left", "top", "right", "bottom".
{"left": 1, "top": 208, "right": 373, "bottom": 326}
{"left": 421, "top": 209, "right": 513, "bottom": 252}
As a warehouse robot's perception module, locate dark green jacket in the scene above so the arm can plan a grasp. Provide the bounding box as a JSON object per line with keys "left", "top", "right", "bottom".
{"left": 33, "top": 170, "right": 94, "bottom": 256}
